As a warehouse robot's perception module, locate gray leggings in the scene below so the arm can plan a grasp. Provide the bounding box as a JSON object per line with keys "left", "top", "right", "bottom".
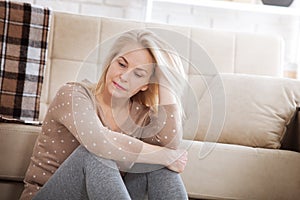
{"left": 33, "top": 146, "right": 188, "bottom": 200}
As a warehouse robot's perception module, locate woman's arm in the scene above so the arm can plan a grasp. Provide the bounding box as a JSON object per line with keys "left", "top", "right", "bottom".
{"left": 141, "top": 104, "right": 182, "bottom": 149}
{"left": 50, "top": 83, "right": 182, "bottom": 167}
{"left": 50, "top": 83, "right": 142, "bottom": 162}
{"left": 141, "top": 67, "right": 183, "bottom": 149}
{"left": 158, "top": 80, "right": 177, "bottom": 105}
{"left": 137, "top": 141, "right": 187, "bottom": 170}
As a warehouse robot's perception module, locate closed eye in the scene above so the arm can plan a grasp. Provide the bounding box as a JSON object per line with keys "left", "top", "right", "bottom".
{"left": 134, "top": 68, "right": 148, "bottom": 78}
{"left": 134, "top": 72, "right": 144, "bottom": 78}
{"left": 118, "top": 61, "right": 127, "bottom": 68}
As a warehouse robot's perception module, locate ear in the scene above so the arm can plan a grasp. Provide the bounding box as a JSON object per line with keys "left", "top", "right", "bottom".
{"left": 140, "top": 84, "right": 149, "bottom": 92}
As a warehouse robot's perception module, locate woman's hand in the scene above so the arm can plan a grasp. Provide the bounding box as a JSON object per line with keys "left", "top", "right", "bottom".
{"left": 154, "top": 66, "right": 168, "bottom": 84}
{"left": 166, "top": 150, "right": 188, "bottom": 173}
{"left": 153, "top": 66, "right": 177, "bottom": 105}
{"left": 137, "top": 142, "right": 188, "bottom": 172}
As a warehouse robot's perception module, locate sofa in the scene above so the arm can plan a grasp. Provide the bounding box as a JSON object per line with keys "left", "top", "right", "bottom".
{"left": 1, "top": 7, "right": 300, "bottom": 200}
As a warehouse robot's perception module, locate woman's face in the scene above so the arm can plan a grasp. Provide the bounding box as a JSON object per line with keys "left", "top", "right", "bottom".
{"left": 104, "top": 48, "right": 154, "bottom": 99}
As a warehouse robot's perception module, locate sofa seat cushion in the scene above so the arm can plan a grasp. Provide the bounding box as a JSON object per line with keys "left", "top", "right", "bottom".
{"left": 181, "top": 140, "right": 300, "bottom": 200}
{"left": 185, "top": 74, "right": 300, "bottom": 149}
{"left": 0, "top": 181, "right": 24, "bottom": 200}
{"left": 0, "top": 123, "right": 40, "bottom": 180}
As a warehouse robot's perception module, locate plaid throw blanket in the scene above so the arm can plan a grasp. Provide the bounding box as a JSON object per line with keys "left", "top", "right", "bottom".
{"left": 0, "top": 1, "right": 51, "bottom": 122}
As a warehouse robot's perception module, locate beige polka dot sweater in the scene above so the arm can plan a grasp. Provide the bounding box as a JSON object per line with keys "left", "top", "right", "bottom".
{"left": 20, "top": 82, "right": 182, "bottom": 199}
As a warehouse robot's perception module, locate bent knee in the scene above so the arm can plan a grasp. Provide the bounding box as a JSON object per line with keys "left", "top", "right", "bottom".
{"left": 149, "top": 167, "right": 179, "bottom": 178}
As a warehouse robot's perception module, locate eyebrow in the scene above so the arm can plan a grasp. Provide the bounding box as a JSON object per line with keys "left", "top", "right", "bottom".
{"left": 119, "top": 56, "right": 128, "bottom": 65}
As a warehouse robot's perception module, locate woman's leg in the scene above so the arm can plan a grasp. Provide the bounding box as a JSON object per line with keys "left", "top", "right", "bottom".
{"left": 147, "top": 168, "right": 188, "bottom": 200}
{"left": 124, "top": 166, "right": 188, "bottom": 200}
{"left": 123, "top": 172, "right": 148, "bottom": 200}
{"left": 33, "top": 146, "right": 131, "bottom": 200}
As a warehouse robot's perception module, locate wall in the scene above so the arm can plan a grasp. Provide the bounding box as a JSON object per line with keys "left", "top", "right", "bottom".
{"left": 13, "top": 0, "right": 146, "bottom": 20}
{"left": 14, "top": 0, "right": 300, "bottom": 78}
{"left": 150, "top": 0, "right": 300, "bottom": 78}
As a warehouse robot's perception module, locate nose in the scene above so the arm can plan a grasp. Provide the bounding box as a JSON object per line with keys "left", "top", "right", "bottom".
{"left": 120, "top": 70, "right": 130, "bottom": 82}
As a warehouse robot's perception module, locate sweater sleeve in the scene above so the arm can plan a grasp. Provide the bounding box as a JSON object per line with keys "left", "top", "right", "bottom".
{"left": 140, "top": 104, "right": 183, "bottom": 149}
{"left": 50, "top": 83, "right": 143, "bottom": 163}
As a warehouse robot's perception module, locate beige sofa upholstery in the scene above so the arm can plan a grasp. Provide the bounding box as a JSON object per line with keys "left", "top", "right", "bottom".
{"left": 1, "top": 11, "right": 300, "bottom": 200}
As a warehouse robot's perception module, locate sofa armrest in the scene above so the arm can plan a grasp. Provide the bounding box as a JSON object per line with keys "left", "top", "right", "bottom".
{"left": 0, "top": 123, "right": 40, "bottom": 181}
{"left": 281, "top": 108, "right": 300, "bottom": 152}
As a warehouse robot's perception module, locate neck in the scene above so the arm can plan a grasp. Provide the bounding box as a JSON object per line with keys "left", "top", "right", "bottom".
{"left": 96, "top": 89, "right": 131, "bottom": 131}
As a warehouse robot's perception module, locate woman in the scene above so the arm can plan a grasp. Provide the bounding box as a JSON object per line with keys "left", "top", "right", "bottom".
{"left": 20, "top": 29, "right": 188, "bottom": 200}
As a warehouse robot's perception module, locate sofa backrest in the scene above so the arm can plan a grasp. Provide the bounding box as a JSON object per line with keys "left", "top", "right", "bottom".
{"left": 40, "top": 11, "right": 284, "bottom": 120}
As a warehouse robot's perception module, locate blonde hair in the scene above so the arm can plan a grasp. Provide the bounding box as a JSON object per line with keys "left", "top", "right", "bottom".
{"left": 94, "top": 29, "right": 187, "bottom": 117}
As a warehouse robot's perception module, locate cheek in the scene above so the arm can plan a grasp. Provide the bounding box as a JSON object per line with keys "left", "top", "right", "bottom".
{"left": 129, "top": 78, "right": 150, "bottom": 92}
{"left": 106, "top": 65, "right": 119, "bottom": 80}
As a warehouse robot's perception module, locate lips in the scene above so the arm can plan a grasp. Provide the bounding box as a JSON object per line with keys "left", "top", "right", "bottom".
{"left": 112, "top": 81, "right": 127, "bottom": 91}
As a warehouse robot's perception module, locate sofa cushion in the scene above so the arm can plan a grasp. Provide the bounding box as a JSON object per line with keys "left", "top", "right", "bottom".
{"left": 0, "top": 1, "right": 51, "bottom": 121}
{"left": 0, "top": 181, "right": 24, "bottom": 200}
{"left": 184, "top": 73, "right": 300, "bottom": 149}
{"left": 181, "top": 140, "right": 300, "bottom": 199}
{"left": 0, "top": 123, "right": 40, "bottom": 180}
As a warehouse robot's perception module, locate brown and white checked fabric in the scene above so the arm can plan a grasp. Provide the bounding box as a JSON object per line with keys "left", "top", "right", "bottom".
{"left": 0, "top": 0, "right": 51, "bottom": 122}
